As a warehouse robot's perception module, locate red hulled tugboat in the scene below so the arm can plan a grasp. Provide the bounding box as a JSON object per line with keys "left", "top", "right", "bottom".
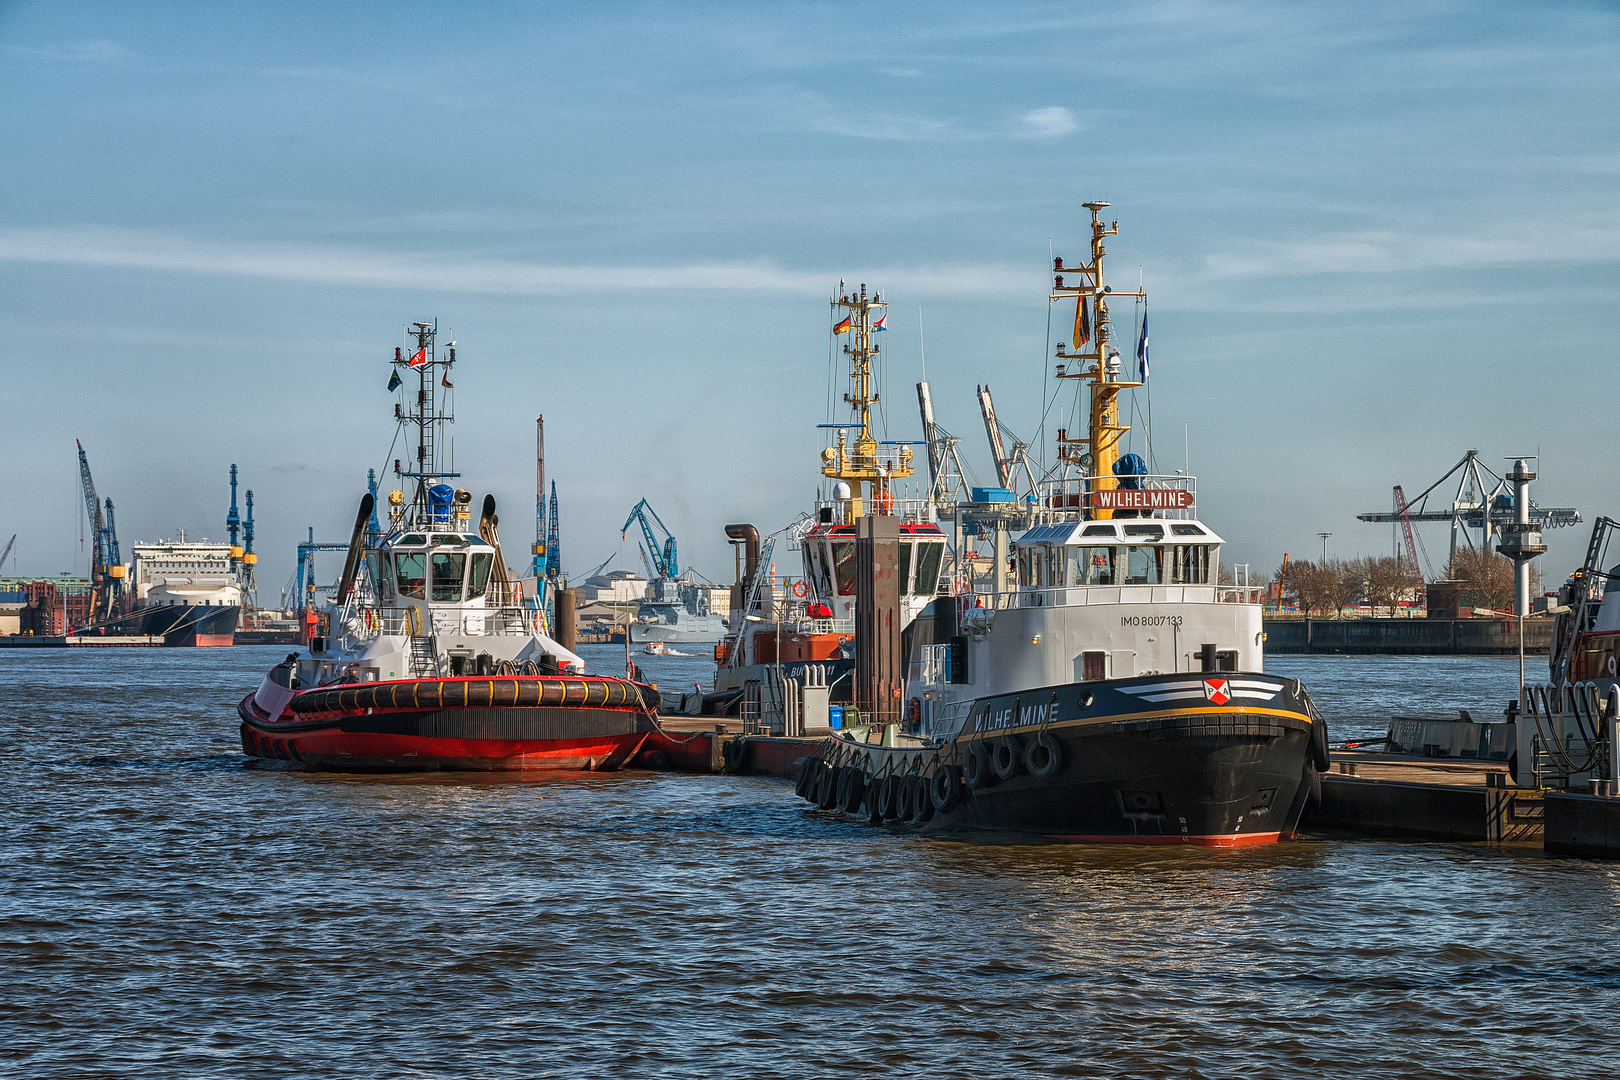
{"left": 237, "top": 321, "right": 659, "bottom": 770}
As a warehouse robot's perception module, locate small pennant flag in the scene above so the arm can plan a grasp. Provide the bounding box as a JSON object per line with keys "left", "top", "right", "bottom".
{"left": 408, "top": 348, "right": 428, "bottom": 368}
{"left": 1073, "top": 296, "right": 1091, "bottom": 347}
{"left": 832, "top": 316, "right": 852, "bottom": 334}
{"left": 873, "top": 313, "right": 887, "bottom": 332}
{"left": 441, "top": 371, "right": 454, "bottom": 389}
{"left": 1136, "top": 309, "right": 1149, "bottom": 381}
{"left": 386, "top": 370, "right": 402, "bottom": 392}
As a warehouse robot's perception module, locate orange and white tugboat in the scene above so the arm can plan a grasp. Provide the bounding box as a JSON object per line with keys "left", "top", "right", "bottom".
{"left": 713, "top": 283, "right": 948, "bottom": 714}
{"left": 237, "top": 322, "right": 659, "bottom": 770}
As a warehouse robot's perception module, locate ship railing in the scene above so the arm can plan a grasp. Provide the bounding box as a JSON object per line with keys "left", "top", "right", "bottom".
{"left": 924, "top": 698, "right": 974, "bottom": 739}
{"left": 1034, "top": 474, "right": 1198, "bottom": 522}
{"left": 337, "top": 604, "right": 536, "bottom": 639}
{"left": 813, "top": 498, "right": 937, "bottom": 526}
{"left": 959, "top": 582, "right": 1263, "bottom": 612}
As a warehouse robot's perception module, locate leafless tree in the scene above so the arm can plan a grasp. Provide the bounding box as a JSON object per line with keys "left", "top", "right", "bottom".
{"left": 1318, "top": 558, "right": 1363, "bottom": 618}
{"left": 1362, "top": 555, "right": 1411, "bottom": 617}
{"left": 1445, "top": 547, "right": 1515, "bottom": 611}
{"left": 1275, "top": 558, "right": 1331, "bottom": 616}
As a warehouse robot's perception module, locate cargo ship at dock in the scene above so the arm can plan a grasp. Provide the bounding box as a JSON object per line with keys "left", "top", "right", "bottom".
{"left": 237, "top": 322, "right": 660, "bottom": 770}
{"left": 790, "top": 205, "right": 1329, "bottom": 844}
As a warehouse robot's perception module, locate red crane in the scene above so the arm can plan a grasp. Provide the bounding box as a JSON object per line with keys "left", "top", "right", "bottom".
{"left": 1393, "top": 485, "right": 1433, "bottom": 584}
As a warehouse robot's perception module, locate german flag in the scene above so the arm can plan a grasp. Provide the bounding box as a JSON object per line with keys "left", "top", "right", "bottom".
{"left": 832, "top": 316, "right": 852, "bottom": 334}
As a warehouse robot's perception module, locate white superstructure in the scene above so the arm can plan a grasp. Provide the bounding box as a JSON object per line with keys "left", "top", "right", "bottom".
{"left": 131, "top": 538, "right": 242, "bottom": 610}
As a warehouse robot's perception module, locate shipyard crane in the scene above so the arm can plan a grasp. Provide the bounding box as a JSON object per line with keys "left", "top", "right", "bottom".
{"left": 621, "top": 499, "right": 678, "bottom": 580}
{"left": 531, "top": 418, "right": 554, "bottom": 631}
{"left": 75, "top": 440, "right": 121, "bottom": 619}
{"left": 546, "top": 481, "right": 560, "bottom": 589}
{"left": 241, "top": 489, "right": 258, "bottom": 612}
{"left": 0, "top": 533, "right": 15, "bottom": 572}
{"left": 1358, "top": 450, "right": 1581, "bottom": 563}
{"left": 976, "top": 385, "right": 1013, "bottom": 490}
{"left": 916, "top": 381, "right": 971, "bottom": 515}
{"left": 1392, "top": 485, "right": 1433, "bottom": 583}
{"left": 973, "top": 385, "right": 1040, "bottom": 497}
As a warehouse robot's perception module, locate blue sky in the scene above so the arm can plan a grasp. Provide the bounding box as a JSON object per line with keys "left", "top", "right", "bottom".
{"left": 1, "top": 1, "right": 1616, "bottom": 597}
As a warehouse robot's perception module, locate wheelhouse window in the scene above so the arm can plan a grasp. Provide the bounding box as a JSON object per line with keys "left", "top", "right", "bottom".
{"left": 831, "top": 541, "right": 856, "bottom": 596}
{"left": 467, "top": 552, "right": 494, "bottom": 599}
{"left": 1068, "top": 545, "right": 1116, "bottom": 585}
{"left": 816, "top": 542, "right": 834, "bottom": 599}
{"left": 1167, "top": 545, "right": 1212, "bottom": 584}
{"left": 395, "top": 551, "right": 427, "bottom": 599}
{"left": 1123, "top": 524, "right": 1164, "bottom": 541}
{"left": 899, "top": 543, "right": 912, "bottom": 595}
{"left": 1124, "top": 546, "right": 1162, "bottom": 585}
{"left": 431, "top": 551, "right": 466, "bottom": 601}
{"left": 914, "top": 542, "right": 944, "bottom": 595}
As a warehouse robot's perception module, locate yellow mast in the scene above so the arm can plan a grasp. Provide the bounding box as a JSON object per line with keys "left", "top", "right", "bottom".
{"left": 1051, "top": 202, "right": 1145, "bottom": 520}
{"left": 821, "top": 283, "right": 912, "bottom": 518}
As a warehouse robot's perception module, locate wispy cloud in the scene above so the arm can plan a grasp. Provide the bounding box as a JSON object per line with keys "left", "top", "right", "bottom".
{"left": 1203, "top": 220, "right": 1620, "bottom": 279}
{"left": 0, "top": 227, "right": 1037, "bottom": 298}
{"left": 1018, "top": 106, "right": 1078, "bottom": 139}
{"left": 5, "top": 39, "right": 133, "bottom": 63}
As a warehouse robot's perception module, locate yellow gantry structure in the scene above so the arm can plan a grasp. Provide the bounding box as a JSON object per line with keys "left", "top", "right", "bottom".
{"left": 821, "top": 283, "right": 913, "bottom": 519}
{"left": 1051, "top": 202, "right": 1146, "bottom": 521}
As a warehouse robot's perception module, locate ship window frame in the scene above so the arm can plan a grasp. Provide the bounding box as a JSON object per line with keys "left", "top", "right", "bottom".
{"left": 467, "top": 552, "right": 494, "bottom": 599}
{"left": 1124, "top": 545, "right": 1163, "bottom": 585}
{"left": 395, "top": 551, "right": 427, "bottom": 600}
{"left": 899, "top": 542, "right": 913, "bottom": 596}
{"left": 1081, "top": 525, "right": 1118, "bottom": 537}
{"left": 831, "top": 541, "right": 857, "bottom": 597}
{"left": 1123, "top": 524, "right": 1165, "bottom": 541}
{"left": 1171, "top": 524, "right": 1206, "bottom": 537}
{"left": 431, "top": 551, "right": 467, "bottom": 602}
{"left": 817, "top": 541, "right": 835, "bottom": 599}
{"left": 400, "top": 534, "right": 426, "bottom": 546}
{"left": 1068, "top": 545, "right": 1117, "bottom": 586}
{"left": 914, "top": 542, "right": 944, "bottom": 596}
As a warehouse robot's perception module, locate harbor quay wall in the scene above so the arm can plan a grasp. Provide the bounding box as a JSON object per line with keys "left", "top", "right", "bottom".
{"left": 1544, "top": 793, "right": 1620, "bottom": 859}
{"left": 1264, "top": 617, "right": 1554, "bottom": 655}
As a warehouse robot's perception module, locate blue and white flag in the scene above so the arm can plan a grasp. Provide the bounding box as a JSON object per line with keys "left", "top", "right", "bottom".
{"left": 1136, "top": 309, "right": 1149, "bottom": 381}
{"left": 873, "top": 312, "right": 887, "bottom": 332}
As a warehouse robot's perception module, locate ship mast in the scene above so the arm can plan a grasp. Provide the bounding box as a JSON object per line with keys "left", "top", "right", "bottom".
{"left": 391, "top": 320, "right": 459, "bottom": 526}
{"left": 822, "top": 282, "right": 913, "bottom": 518}
{"left": 1051, "top": 203, "right": 1145, "bottom": 521}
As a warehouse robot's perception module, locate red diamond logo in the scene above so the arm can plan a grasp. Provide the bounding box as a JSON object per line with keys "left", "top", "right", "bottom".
{"left": 1203, "top": 678, "right": 1231, "bottom": 705}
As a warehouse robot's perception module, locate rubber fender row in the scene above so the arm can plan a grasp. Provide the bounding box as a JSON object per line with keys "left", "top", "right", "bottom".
{"left": 963, "top": 732, "right": 1064, "bottom": 790}
{"left": 793, "top": 756, "right": 969, "bottom": 823}
{"left": 289, "top": 676, "right": 652, "bottom": 716}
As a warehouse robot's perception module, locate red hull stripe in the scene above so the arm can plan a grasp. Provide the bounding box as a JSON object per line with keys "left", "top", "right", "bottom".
{"left": 241, "top": 727, "right": 648, "bottom": 770}
{"left": 1042, "top": 831, "right": 1283, "bottom": 847}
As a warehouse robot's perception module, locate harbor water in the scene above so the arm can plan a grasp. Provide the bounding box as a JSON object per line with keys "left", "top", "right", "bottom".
{"left": 4, "top": 646, "right": 1618, "bottom": 1078}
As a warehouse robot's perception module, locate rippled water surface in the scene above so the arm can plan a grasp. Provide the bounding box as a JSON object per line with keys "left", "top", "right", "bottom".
{"left": 4, "top": 645, "right": 1618, "bottom": 1078}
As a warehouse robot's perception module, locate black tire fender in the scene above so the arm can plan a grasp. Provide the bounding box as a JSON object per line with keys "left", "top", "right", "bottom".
{"left": 795, "top": 757, "right": 821, "bottom": 800}
{"left": 816, "top": 765, "right": 843, "bottom": 810}
{"left": 1024, "top": 733, "right": 1063, "bottom": 780}
{"left": 838, "top": 769, "right": 867, "bottom": 814}
{"left": 964, "top": 741, "right": 995, "bottom": 789}
{"left": 931, "top": 765, "right": 964, "bottom": 812}
{"left": 992, "top": 734, "right": 1023, "bottom": 781}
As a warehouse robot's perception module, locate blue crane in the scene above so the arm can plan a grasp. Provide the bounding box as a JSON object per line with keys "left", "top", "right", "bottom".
{"left": 620, "top": 499, "right": 678, "bottom": 580}
{"left": 546, "top": 481, "right": 561, "bottom": 585}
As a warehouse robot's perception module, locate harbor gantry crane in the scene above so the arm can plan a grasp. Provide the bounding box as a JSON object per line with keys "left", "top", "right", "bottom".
{"left": 0, "top": 533, "right": 15, "bottom": 574}
{"left": 974, "top": 385, "right": 1040, "bottom": 496}
{"left": 75, "top": 439, "right": 122, "bottom": 620}
{"left": 1358, "top": 449, "right": 1582, "bottom": 565}
{"left": 242, "top": 489, "right": 258, "bottom": 612}
{"left": 546, "top": 481, "right": 561, "bottom": 592}
{"left": 621, "top": 499, "right": 678, "bottom": 581}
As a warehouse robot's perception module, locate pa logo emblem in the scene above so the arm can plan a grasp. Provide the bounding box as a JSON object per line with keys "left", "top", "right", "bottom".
{"left": 1203, "top": 678, "right": 1231, "bottom": 705}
